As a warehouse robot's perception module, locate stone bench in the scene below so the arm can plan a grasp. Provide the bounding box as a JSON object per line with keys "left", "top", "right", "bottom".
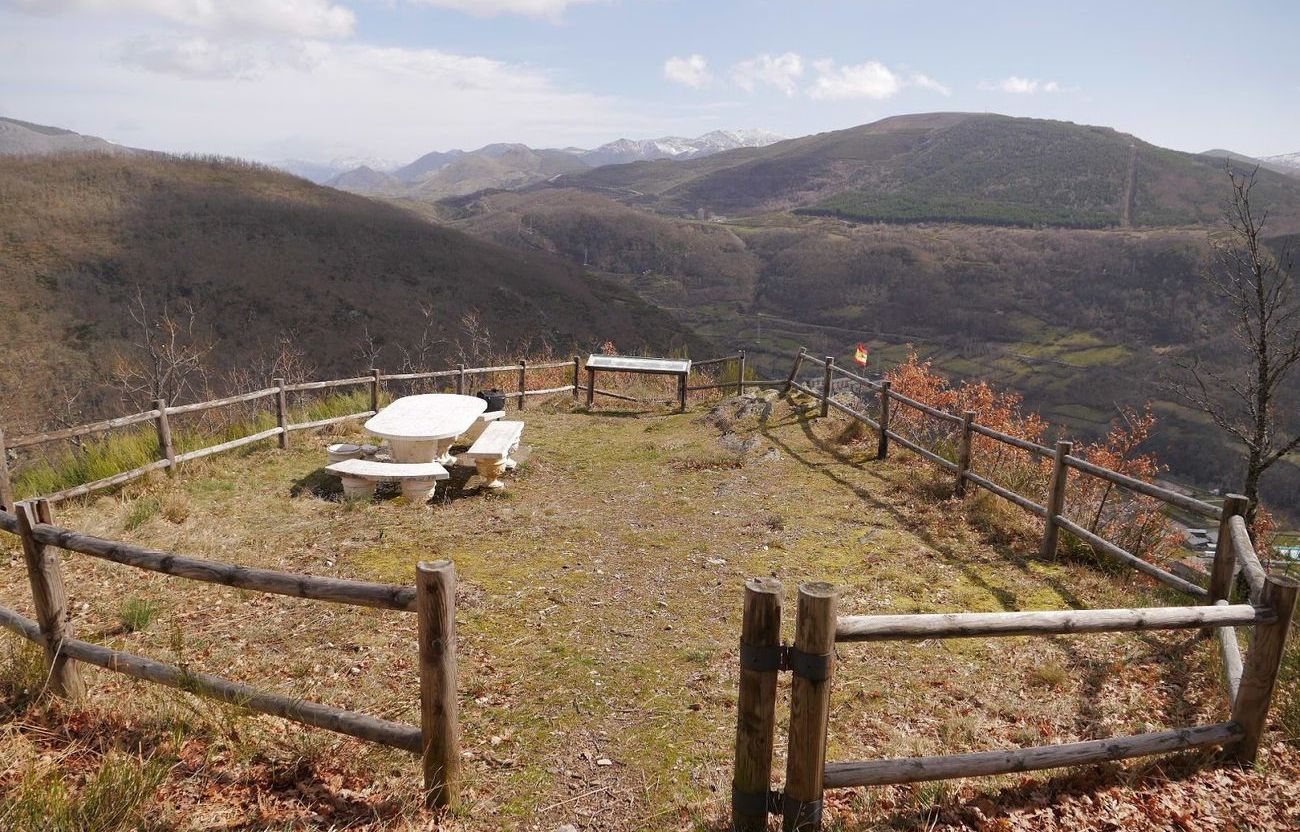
{"left": 325, "top": 458, "right": 449, "bottom": 502}
{"left": 460, "top": 420, "right": 524, "bottom": 490}
{"left": 458, "top": 410, "right": 504, "bottom": 445}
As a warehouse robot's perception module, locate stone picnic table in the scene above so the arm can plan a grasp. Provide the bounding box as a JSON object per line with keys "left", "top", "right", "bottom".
{"left": 364, "top": 393, "right": 487, "bottom": 464}
{"left": 585, "top": 354, "right": 692, "bottom": 410}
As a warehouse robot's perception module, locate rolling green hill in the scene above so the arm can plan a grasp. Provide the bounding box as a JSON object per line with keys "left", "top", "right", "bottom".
{"left": 0, "top": 154, "right": 706, "bottom": 432}
{"left": 553, "top": 113, "right": 1300, "bottom": 229}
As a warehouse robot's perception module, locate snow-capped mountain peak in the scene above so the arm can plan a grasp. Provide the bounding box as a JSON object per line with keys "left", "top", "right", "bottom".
{"left": 578, "top": 128, "right": 784, "bottom": 166}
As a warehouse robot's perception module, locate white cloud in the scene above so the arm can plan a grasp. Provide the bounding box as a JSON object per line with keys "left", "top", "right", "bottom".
{"left": 730, "top": 52, "right": 804, "bottom": 96}
{"left": 982, "top": 76, "right": 1062, "bottom": 94}
{"left": 0, "top": 12, "right": 663, "bottom": 161}
{"left": 404, "top": 0, "right": 598, "bottom": 18}
{"left": 807, "top": 59, "right": 899, "bottom": 100}
{"left": 8, "top": 0, "right": 355, "bottom": 37}
{"left": 805, "top": 60, "right": 950, "bottom": 100}
{"left": 909, "top": 73, "right": 952, "bottom": 97}
{"left": 663, "top": 54, "right": 710, "bottom": 89}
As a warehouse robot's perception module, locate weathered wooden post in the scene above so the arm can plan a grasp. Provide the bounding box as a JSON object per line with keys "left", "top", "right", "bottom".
{"left": 586, "top": 366, "right": 596, "bottom": 407}
{"left": 678, "top": 369, "right": 688, "bottom": 411}
{"left": 455, "top": 364, "right": 466, "bottom": 396}
{"left": 876, "top": 380, "right": 891, "bottom": 460}
{"left": 274, "top": 378, "right": 289, "bottom": 449}
{"left": 0, "top": 428, "right": 17, "bottom": 511}
{"left": 819, "top": 356, "right": 834, "bottom": 418}
{"left": 1040, "top": 440, "right": 1073, "bottom": 559}
{"left": 517, "top": 359, "right": 527, "bottom": 410}
{"left": 736, "top": 349, "right": 747, "bottom": 396}
{"left": 16, "top": 500, "right": 85, "bottom": 700}
{"left": 370, "top": 368, "right": 381, "bottom": 413}
{"left": 416, "top": 559, "right": 461, "bottom": 809}
{"left": 572, "top": 356, "right": 581, "bottom": 400}
{"left": 732, "top": 577, "right": 782, "bottom": 832}
{"left": 1210, "top": 494, "right": 1249, "bottom": 605}
{"left": 783, "top": 582, "right": 837, "bottom": 832}
{"left": 153, "top": 399, "right": 176, "bottom": 476}
{"left": 783, "top": 347, "right": 807, "bottom": 395}
{"left": 1230, "top": 574, "right": 1300, "bottom": 763}
{"left": 955, "top": 410, "right": 975, "bottom": 497}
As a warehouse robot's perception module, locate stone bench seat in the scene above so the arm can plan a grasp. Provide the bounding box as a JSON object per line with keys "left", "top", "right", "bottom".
{"left": 325, "top": 458, "right": 449, "bottom": 502}
{"left": 458, "top": 409, "right": 504, "bottom": 445}
{"left": 459, "top": 420, "right": 524, "bottom": 489}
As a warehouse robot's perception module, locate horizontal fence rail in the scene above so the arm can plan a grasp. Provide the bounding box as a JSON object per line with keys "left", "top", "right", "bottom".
{"left": 30, "top": 522, "right": 417, "bottom": 611}
{"left": 833, "top": 603, "right": 1267, "bottom": 643}
{"left": 8, "top": 409, "right": 163, "bottom": 449}
{"left": 1064, "top": 453, "right": 1220, "bottom": 519}
{"left": 0, "top": 603, "right": 421, "bottom": 752}
{"left": 822, "top": 722, "right": 1242, "bottom": 789}
{"left": 166, "top": 387, "right": 279, "bottom": 415}
{"left": 1052, "top": 515, "right": 1208, "bottom": 598}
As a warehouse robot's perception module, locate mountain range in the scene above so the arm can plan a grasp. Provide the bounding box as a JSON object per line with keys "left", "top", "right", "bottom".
{"left": 5, "top": 110, "right": 1300, "bottom": 517}
{"left": 278, "top": 129, "right": 786, "bottom": 199}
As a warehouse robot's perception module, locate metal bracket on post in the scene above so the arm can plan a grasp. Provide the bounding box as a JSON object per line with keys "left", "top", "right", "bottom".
{"left": 739, "top": 642, "right": 832, "bottom": 682}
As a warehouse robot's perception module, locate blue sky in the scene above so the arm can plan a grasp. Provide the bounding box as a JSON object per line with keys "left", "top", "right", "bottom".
{"left": 1, "top": 0, "right": 1296, "bottom": 164}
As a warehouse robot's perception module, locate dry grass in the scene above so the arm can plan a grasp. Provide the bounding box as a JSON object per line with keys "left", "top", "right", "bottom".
{"left": 0, "top": 393, "right": 1296, "bottom": 830}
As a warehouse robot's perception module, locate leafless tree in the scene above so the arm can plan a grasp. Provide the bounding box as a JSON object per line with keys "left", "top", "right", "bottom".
{"left": 1175, "top": 166, "right": 1300, "bottom": 523}
{"left": 112, "top": 288, "right": 212, "bottom": 407}
{"left": 397, "top": 300, "right": 448, "bottom": 374}
{"left": 353, "top": 324, "right": 383, "bottom": 373}
{"left": 455, "top": 309, "right": 493, "bottom": 366}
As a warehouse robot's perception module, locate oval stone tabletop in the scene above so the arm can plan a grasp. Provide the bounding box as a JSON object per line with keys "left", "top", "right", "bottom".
{"left": 364, "top": 394, "right": 487, "bottom": 441}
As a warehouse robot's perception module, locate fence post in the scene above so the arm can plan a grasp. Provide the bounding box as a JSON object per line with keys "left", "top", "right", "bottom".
{"left": 274, "top": 378, "right": 289, "bottom": 449}
{"left": 455, "top": 363, "right": 466, "bottom": 396}
{"left": 737, "top": 349, "right": 747, "bottom": 396}
{"left": 518, "top": 360, "right": 527, "bottom": 410}
{"left": 572, "top": 356, "right": 581, "bottom": 400}
{"left": 1230, "top": 574, "right": 1300, "bottom": 763}
{"left": 876, "top": 381, "right": 891, "bottom": 460}
{"left": 782, "top": 347, "right": 807, "bottom": 395}
{"left": 819, "top": 356, "right": 834, "bottom": 418}
{"left": 0, "top": 428, "right": 15, "bottom": 511}
{"left": 955, "top": 410, "right": 975, "bottom": 497}
{"left": 370, "top": 368, "right": 381, "bottom": 413}
{"left": 416, "top": 559, "right": 461, "bottom": 809}
{"left": 16, "top": 500, "right": 85, "bottom": 700}
{"left": 783, "top": 582, "right": 837, "bottom": 832}
{"left": 1210, "top": 494, "right": 1249, "bottom": 605}
{"left": 678, "top": 370, "right": 688, "bottom": 411}
{"left": 1040, "top": 440, "right": 1073, "bottom": 559}
{"left": 586, "top": 366, "right": 596, "bottom": 407}
{"left": 732, "top": 577, "right": 782, "bottom": 832}
{"left": 152, "top": 398, "right": 176, "bottom": 477}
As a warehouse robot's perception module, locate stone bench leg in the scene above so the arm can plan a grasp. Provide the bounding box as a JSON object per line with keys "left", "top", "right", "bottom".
{"left": 400, "top": 478, "right": 440, "bottom": 503}
{"left": 339, "top": 476, "right": 376, "bottom": 499}
{"left": 475, "top": 458, "right": 509, "bottom": 490}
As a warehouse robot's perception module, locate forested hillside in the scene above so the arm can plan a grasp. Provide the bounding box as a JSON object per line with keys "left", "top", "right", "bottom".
{"left": 444, "top": 185, "right": 1300, "bottom": 518}
{"left": 553, "top": 113, "right": 1300, "bottom": 230}
{"left": 0, "top": 154, "right": 705, "bottom": 432}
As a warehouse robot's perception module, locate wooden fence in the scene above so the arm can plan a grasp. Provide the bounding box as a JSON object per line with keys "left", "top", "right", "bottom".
{"left": 0, "top": 349, "right": 761, "bottom": 805}
{"left": 0, "top": 352, "right": 767, "bottom": 511}
{"left": 733, "top": 347, "right": 1300, "bottom": 831}
{"left": 0, "top": 497, "right": 463, "bottom": 807}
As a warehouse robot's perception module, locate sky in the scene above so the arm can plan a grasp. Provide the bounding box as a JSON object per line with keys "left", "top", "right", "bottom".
{"left": 1, "top": 0, "right": 1297, "bottom": 165}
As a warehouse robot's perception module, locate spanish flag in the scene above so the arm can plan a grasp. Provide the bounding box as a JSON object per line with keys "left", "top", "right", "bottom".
{"left": 854, "top": 343, "right": 869, "bottom": 366}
